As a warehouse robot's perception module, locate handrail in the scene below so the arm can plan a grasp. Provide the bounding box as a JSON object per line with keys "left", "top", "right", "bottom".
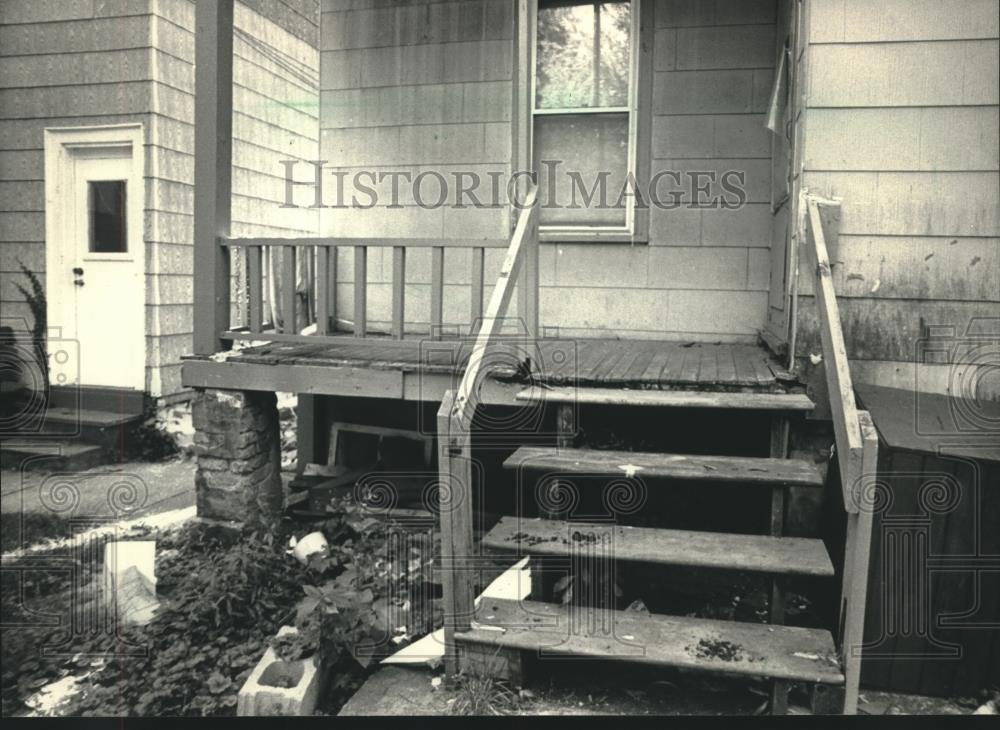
{"left": 220, "top": 236, "right": 510, "bottom": 248}
{"left": 801, "top": 192, "right": 878, "bottom": 714}
{"left": 450, "top": 185, "right": 540, "bottom": 433}
{"left": 436, "top": 184, "right": 540, "bottom": 677}
{"left": 803, "top": 195, "right": 863, "bottom": 514}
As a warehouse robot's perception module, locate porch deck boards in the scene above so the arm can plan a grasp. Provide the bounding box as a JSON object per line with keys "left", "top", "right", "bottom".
{"left": 207, "top": 336, "right": 793, "bottom": 391}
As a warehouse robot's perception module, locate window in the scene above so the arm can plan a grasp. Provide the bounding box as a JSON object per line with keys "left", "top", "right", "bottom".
{"left": 532, "top": 0, "right": 638, "bottom": 235}
{"left": 88, "top": 180, "right": 128, "bottom": 253}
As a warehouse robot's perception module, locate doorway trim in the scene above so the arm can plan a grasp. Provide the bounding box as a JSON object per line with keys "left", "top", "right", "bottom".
{"left": 43, "top": 123, "right": 146, "bottom": 392}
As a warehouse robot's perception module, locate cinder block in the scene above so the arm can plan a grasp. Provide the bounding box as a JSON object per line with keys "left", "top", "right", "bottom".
{"left": 237, "top": 627, "right": 325, "bottom": 716}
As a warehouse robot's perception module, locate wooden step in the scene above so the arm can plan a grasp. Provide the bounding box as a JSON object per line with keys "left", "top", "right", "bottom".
{"left": 504, "top": 447, "right": 824, "bottom": 487}
{"left": 483, "top": 517, "right": 834, "bottom": 577}
{"left": 456, "top": 598, "right": 844, "bottom": 685}
{"left": 0, "top": 441, "right": 107, "bottom": 472}
{"left": 517, "top": 386, "right": 814, "bottom": 411}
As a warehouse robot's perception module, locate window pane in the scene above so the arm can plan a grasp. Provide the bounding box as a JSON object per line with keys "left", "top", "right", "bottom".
{"left": 536, "top": 0, "right": 631, "bottom": 109}
{"left": 534, "top": 113, "right": 628, "bottom": 227}
{"left": 89, "top": 181, "right": 127, "bottom": 253}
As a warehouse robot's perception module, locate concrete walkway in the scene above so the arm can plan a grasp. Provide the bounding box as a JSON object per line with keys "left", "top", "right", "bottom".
{"left": 1, "top": 456, "right": 196, "bottom": 526}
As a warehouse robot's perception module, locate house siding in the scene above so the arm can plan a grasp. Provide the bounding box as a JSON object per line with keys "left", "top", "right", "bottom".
{"left": 148, "top": 0, "right": 320, "bottom": 397}
{"left": 0, "top": 0, "right": 320, "bottom": 398}
{"left": 316, "top": 0, "right": 780, "bottom": 340}
{"left": 0, "top": 0, "right": 157, "bottom": 388}
{"left": 795, "top": 0, "right": 1000, "bottom": 395}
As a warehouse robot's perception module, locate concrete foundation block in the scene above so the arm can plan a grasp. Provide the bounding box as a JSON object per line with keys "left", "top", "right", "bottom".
{"left": 237, "top": 627, "right": 324, "bottom": 716}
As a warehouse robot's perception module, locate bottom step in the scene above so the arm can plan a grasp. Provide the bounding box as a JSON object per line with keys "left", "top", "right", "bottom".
{"left": 1, "top": 441, "right": 107, "bottom": 472}
{"left": 456, "top": 598, "right": 844, "bottom": 685}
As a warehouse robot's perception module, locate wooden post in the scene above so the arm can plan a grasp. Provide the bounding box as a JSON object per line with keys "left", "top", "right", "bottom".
{"left": 839, "top": 410, "right": 878, "bottom": 714}
{"left": 193, "top": 0, "right": 233, "bottom": 355}
{"left": 437, "top": 391, "right": 476, "bottom": 678}
{"left": 769, "top": 415, "right": 791, "bottom": 714}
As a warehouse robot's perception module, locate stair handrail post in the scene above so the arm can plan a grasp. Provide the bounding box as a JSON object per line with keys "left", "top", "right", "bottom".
{"left": 436, "top": 186, "right": 539, "bottom": 678}
{"left": 801, "top": 193, "right": 876, "bottom": 714}
{"left": 839, "top": 410, "right": 878, "bottom": 714}
{"left": 193, "top": 0, "right": 234, "bottom": 356}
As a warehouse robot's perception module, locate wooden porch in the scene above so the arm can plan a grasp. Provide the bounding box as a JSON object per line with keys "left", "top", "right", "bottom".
{"left": 182, "top": 337, "right": 799, "bottom": 403}
{"left": 185, "top": 3, "right": 875, "bottom": 716}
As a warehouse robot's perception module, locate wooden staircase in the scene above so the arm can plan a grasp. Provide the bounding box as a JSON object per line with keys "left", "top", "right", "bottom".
{"left": 452, "top": 387, "right": 844, "bottom": 713}
{"left": 435, "top": 191, "right": 876, "bottom": 715}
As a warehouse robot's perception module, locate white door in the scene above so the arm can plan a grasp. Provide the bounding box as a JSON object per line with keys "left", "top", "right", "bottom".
{"left": 45, "top": 126, "right": 145, "bottom": 392}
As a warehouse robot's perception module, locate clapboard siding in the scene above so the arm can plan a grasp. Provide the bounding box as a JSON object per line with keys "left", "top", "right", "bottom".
{"left": 318, "top": 0, "right": 515, "bottom": 334}
{"left": 796, "top": 0, "right": 1000, "bottom": 374}
{"left": 315, "top": 0, "right": 779, "bottom": 339}
{"left": 0, "top": 2, "right": 155, "bottom": 373}
{"left": 646, "top": 0, "right": 777, "bottom": 339}
{"left": 0, "top": 0, "right": 320, "bottom": 398}
{"left": 144, "top": 0, "right": 320, "bottom": 395}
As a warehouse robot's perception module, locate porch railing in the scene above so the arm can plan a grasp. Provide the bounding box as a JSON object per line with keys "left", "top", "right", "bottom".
{"left": 218, "top": 235, "right": 520, "bottom": 346}
{"left": 802, "top": 193, "right": 878, "bottom": 715}
{"left": 436, "top": 185, "right": 540, "bottom": 675}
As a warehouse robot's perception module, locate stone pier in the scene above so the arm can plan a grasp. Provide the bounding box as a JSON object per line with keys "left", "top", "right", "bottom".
{"left": 192, "top": 389, "right": 283, "bottom": 522}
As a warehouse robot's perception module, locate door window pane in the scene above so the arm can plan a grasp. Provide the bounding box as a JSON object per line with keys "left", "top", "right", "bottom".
{"left": 89, "top": 180, "right": 127, "bottom": 253}
{"left": 536, "top": 0, "right": 631, "bottom": 109}
{"left": 534, "top": 113, "right": 629, "bottom": 226}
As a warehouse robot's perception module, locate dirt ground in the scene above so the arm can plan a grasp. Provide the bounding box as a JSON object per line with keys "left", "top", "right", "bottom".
{"left": 339, "top": 664, "right": 977, "bottom": 716}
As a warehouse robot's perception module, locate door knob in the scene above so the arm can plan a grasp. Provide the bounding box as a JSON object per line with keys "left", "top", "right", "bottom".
{"left": 73, "top": 267, "right": 84, "bottom": 275}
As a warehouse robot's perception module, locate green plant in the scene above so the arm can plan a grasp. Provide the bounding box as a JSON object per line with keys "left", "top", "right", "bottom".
{"left": 127, "top": 402, "right": 179, "bottom": 462}
{"left": 13, "top": 261, "right": 48, "bottom": 395}
{"left": 451, "top": 670, "right": 520, "bottom": 716}
{"left": 283, "top": 494, "right": 441, "bottom": 677}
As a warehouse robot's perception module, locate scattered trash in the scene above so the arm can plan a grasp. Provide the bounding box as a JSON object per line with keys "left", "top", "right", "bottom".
{"left": 104, "top": 542, "right": 159, "bottom": 626}
{"left": 618, "top": 464, "right": 644, "bottom": 478}
{"left": 114, "top": 566, "right": 161, "bottom": 626}
{"left": 382, "top": 558, "right": 530, "bottom": 667}
{"left": 237, "top": 626, "right": 325, "bottom": 716}
{"left": 793, "top": 651, "right": 821, "bottom": 661}
{"left": 430, "top": 677, "right": 442, "bottom": 690}
{"left": 288, "top": 532, "right": 328, "bottom": 565}
{"left": 626, "top": 599, "right": 649, "bottom": 614}
{"left": 809, "top": 353, "right": 823, "bottom": 365}
{"left": 974, "top": 700, "right": 998, "bottom": 715}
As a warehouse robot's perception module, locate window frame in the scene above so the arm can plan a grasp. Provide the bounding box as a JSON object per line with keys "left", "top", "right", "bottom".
{"left": 522, "top": 0, "right": 651, "bottom": 243}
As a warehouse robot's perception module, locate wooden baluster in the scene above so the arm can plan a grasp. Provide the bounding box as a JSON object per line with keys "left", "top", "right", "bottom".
{"left": 281, "top": 245, "right": 297, "bottom": 334}
{"left": 430, "top": 245, "right": 444, "bottom": 338}
{"left": 519, "top": 207, "right": 540, "bottom": 341}
{"left": 470, "top": 246, "right": 484, "bottom": 336}
{"left": 769, "top": 415, "right": 791, "bottom": 715}
{"left": 392, "top": 245, "right": 406, "bottom": 339}
{"left": 354, "top": 244, "right": 367, "bottom": 337}
{"left": 248, "top": 245, "right": 263, "bottom": 333}
{"left": 316, "top": 246, "right": 330, "bottom": 335}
